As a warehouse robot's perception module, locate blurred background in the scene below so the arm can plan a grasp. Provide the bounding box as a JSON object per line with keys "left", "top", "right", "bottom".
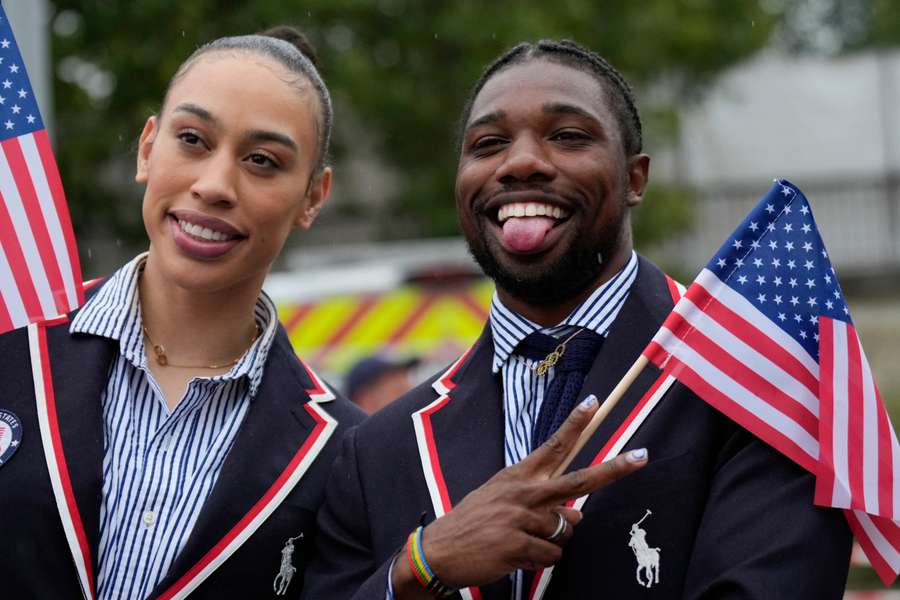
{"left": 6, "top": 0, "right": 900, "bottom": 592}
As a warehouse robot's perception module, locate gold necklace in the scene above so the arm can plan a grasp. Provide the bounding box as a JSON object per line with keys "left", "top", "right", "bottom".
{"left": 142, "top": 322, "right": 262, "bottom": 369}
{"left": 532, "top": 328, "right": 585, "bottom": 377}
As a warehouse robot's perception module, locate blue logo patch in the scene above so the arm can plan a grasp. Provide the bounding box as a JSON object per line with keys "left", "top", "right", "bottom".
{"left": 0, "top": 409, "right": 22, "bottom": 466}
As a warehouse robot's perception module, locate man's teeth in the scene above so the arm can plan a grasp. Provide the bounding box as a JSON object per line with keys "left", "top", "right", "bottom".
{"left": 178, "top": 219, "right": 232, "bottom": 242}
{"left": 497, "top": 202, "right": 567, "bottom": 222}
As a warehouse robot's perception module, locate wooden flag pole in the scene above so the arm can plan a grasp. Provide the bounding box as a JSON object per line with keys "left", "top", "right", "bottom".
{"left": 551, "top": 354, "right": 649, "bottom": 477}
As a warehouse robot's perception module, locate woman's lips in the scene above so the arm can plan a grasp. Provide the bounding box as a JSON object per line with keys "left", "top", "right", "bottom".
{"left": 168, "top": 215, "right": 242, "bottom": 260}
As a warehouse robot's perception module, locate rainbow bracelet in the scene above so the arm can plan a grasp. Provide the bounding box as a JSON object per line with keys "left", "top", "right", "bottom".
{"left": 405, "top": 526, "right": 456, "bottom": 598}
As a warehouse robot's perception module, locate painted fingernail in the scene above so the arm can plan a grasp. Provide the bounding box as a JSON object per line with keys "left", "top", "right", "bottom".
{"left": 578, "top": 395, "right": 597, "bottom": 411}
{"left": 627, "top": 448, "right": 648, "bottom": 463}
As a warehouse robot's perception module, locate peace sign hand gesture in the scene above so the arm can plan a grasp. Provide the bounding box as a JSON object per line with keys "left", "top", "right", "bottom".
{"left": 391, "top": 394, "right": 649, "bottom": 598}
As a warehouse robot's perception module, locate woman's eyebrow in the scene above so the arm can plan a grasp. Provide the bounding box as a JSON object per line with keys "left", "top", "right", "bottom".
{"left": 172, "top": 102, "right": 220, "bottom": 127}
{"left": 242, "top": 129, "right": 298, "bottom": 153}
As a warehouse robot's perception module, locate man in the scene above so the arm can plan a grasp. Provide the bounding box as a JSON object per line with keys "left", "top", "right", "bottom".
{"left": 345, "top": 354, "right": 420, "bottom": 414}
{"left": 302, "top": 40, "right": 851, "bottom": 599}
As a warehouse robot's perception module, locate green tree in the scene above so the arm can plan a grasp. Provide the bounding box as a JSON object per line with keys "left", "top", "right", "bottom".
{"left": 50, "top": 0, "right": 786, "bottom": 269}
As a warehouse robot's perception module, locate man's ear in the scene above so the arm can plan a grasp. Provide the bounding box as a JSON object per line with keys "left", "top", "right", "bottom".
{"left": 625, "top": 154, "right": 651, "bottom": 208}
{"left": 135, "top": 116, "right": 158, "bottom": 184}
{"left": 295, "top": 166, "right": 332, "bottom": 230}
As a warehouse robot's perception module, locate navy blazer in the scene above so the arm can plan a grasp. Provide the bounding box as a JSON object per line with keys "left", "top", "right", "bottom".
{"left": 303, "top": 256, "right": 851, "bottom": 600}
{"left": 0, "top": 281, "right": 364, "bottom": 599}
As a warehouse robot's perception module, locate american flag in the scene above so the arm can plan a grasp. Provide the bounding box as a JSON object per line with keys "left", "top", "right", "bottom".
{"left": 0, "top": 6, "right": 82, "bottom": 334}
{"left": 643, "top": 180, "right": 900, "bottom": 584}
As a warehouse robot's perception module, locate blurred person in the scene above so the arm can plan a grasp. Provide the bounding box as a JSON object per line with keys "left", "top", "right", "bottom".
{"left": 345, "top": 354, "right": 420, "bottom": 414}
{"left": 0, "top": 28, "right": 363, "bottom": 599}
{"left": 303, "top": 40, "right": 851, "bottom": 599}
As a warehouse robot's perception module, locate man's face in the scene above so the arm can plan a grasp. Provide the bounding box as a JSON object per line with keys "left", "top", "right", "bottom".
{"left": 456, "top": 59, "right": 646, "bottom": 306}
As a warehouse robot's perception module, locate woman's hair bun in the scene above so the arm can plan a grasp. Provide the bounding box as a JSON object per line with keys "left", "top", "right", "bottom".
{"left": 257, "top": 25, "right": 319, "bottom": 68}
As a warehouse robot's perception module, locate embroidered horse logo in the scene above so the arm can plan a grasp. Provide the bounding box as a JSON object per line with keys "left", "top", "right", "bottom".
{"left": 628, "top": 510, "right": 660, "bottom": 588}
{"left": 273, "top": 534, "right": 303, "bottom": 596}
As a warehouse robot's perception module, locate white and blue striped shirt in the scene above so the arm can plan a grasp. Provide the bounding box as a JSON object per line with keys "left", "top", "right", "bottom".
{"left": 490, "top": 251, "right": 639, "bottom": 467}
{"left": 69, "top": 254, "right": 279, "bottom": 600}
{"left": 491, "top": 252, "right": 638, "bottom": 600}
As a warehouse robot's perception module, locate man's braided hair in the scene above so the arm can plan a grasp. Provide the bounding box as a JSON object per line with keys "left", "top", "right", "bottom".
{"left": 458, "top": 39, "right": 643, "bottom": 157}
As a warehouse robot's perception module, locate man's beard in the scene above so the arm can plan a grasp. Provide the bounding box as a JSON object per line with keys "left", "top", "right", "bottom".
{"left": 465, "top": 215, "right": 623, "bottom": 306}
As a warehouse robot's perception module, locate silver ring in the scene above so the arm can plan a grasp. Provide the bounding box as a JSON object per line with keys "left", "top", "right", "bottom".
{"left": 546, "top": 512, "right": 567, "bottom": 543}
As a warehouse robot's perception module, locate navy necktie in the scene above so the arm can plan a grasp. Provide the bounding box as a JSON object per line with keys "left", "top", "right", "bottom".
{"left": 515, "top": 328, "right": 605, "bottom": 451}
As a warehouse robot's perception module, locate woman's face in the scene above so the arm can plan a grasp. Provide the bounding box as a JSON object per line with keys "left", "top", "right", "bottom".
{"left": 135, "top": 51, "right": 330, "bottom": 296}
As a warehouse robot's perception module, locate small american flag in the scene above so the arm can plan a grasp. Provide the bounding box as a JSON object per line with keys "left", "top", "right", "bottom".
{"left": 0, "top": 5, "right": 82, "bottom": 333}
{"left": 643, "top": 179, "right": 900, "bottom": 584}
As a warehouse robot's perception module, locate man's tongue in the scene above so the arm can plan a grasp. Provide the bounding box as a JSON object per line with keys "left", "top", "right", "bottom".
{"left": 501, "top": 217, "right": 556, "bottom": 253}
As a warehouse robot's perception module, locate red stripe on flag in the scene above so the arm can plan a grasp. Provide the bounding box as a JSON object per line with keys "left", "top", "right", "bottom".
{"left": 816, "top": 319, "right": 838, "bottom": 508}
{"left": 848, "top": 324, "right": 867, "bottom": 513}
{"left": 662, "top": 310, "right": 818, "bottom": 439}
{"left": 686, "top": 283, "right": 819, "bottom": 396}
{"left": 33, "top": 131, "right": 83, "bottom": 305}
{"left": 0, "top": 284, "right": 12, "bottom": 332}
{"left": 844, "top": 510, "right": 900, "bottom": 585}
{"left": 642, "top": 336, "right": 668, "bottom": 365}
{"left": 0, "top": 181, "right": 42, "bottom": 322}
{"left": 877, "top": 387, "right": 895, "bottom": 520}
{"left": 2, "top": 138, "right": 67, "bottom": 314}
{"left": 657, "top": 347, "right": 819, "bottom": 473}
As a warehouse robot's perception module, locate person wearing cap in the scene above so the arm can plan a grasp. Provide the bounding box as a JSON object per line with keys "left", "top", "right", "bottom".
{"left": 345, "top": 355, "right": 420, "bottom": 414}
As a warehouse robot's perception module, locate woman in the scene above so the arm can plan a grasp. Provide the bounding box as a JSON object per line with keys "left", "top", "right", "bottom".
{"left": 0, "top": 29, "right": 363, "bottom": 599}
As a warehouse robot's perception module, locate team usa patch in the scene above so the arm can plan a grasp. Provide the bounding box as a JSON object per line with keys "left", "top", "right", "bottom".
{"left": 0, "top": 409, "right": 22, "bottom": 466}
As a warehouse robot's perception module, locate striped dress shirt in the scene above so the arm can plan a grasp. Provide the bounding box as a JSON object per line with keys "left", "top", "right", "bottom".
{"left": 490, "top": 251, "right": 638, "bottom": 599}
{"left": 490, "top": 251, "right": 639, "bottom": 467}
{"left": 69, "top": 254, "right": 279, "bottom": 600}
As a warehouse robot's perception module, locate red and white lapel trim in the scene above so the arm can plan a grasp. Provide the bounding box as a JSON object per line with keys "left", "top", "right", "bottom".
{"left": 30, "top": 318, "right": 95, "bottom": 600}
{"left": 33, "top": 318, "right": 338, "bottom": 600}
{"left": 411, "top": 347, "right": 483, "bottom": 600}
{"left": 157, "top": 360, "right": 337, "bottom": 600}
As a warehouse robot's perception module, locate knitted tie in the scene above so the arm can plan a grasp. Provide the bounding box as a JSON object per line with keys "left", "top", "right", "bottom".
{"left": 515, "top": 328, "right": 605, "bottom": 451}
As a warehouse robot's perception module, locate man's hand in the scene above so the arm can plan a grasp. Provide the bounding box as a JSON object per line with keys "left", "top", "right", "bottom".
{"left": 391, "top": 394, "right": 649, "bottom": 597}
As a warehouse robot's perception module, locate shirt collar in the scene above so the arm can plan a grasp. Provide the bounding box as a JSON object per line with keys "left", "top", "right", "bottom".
{"left": 70, "top": 252, "right": 279, "bottom": 398}
{"left": 489, "top": 250, "right": 639, "bottom": 373}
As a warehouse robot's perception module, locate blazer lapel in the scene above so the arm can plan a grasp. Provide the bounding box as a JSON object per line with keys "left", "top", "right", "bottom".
{"left": 566, "top": 257, "right": 676, "bottom": 473}
{"left": 415, "top": 327, "right": 505, "bottom": 512}
{"left": 152, "top": 334, "right": 338, "bottom": 600}
{"left": 412, "top": 327, "right": 509, "bottom": 600}
{"left": 31, "top": 317, "right": 114, "bottom": 600}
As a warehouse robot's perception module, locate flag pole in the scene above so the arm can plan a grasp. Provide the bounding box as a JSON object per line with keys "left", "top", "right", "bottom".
{"left": 552, "top": 354, "right": 649, "bottom": 477}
